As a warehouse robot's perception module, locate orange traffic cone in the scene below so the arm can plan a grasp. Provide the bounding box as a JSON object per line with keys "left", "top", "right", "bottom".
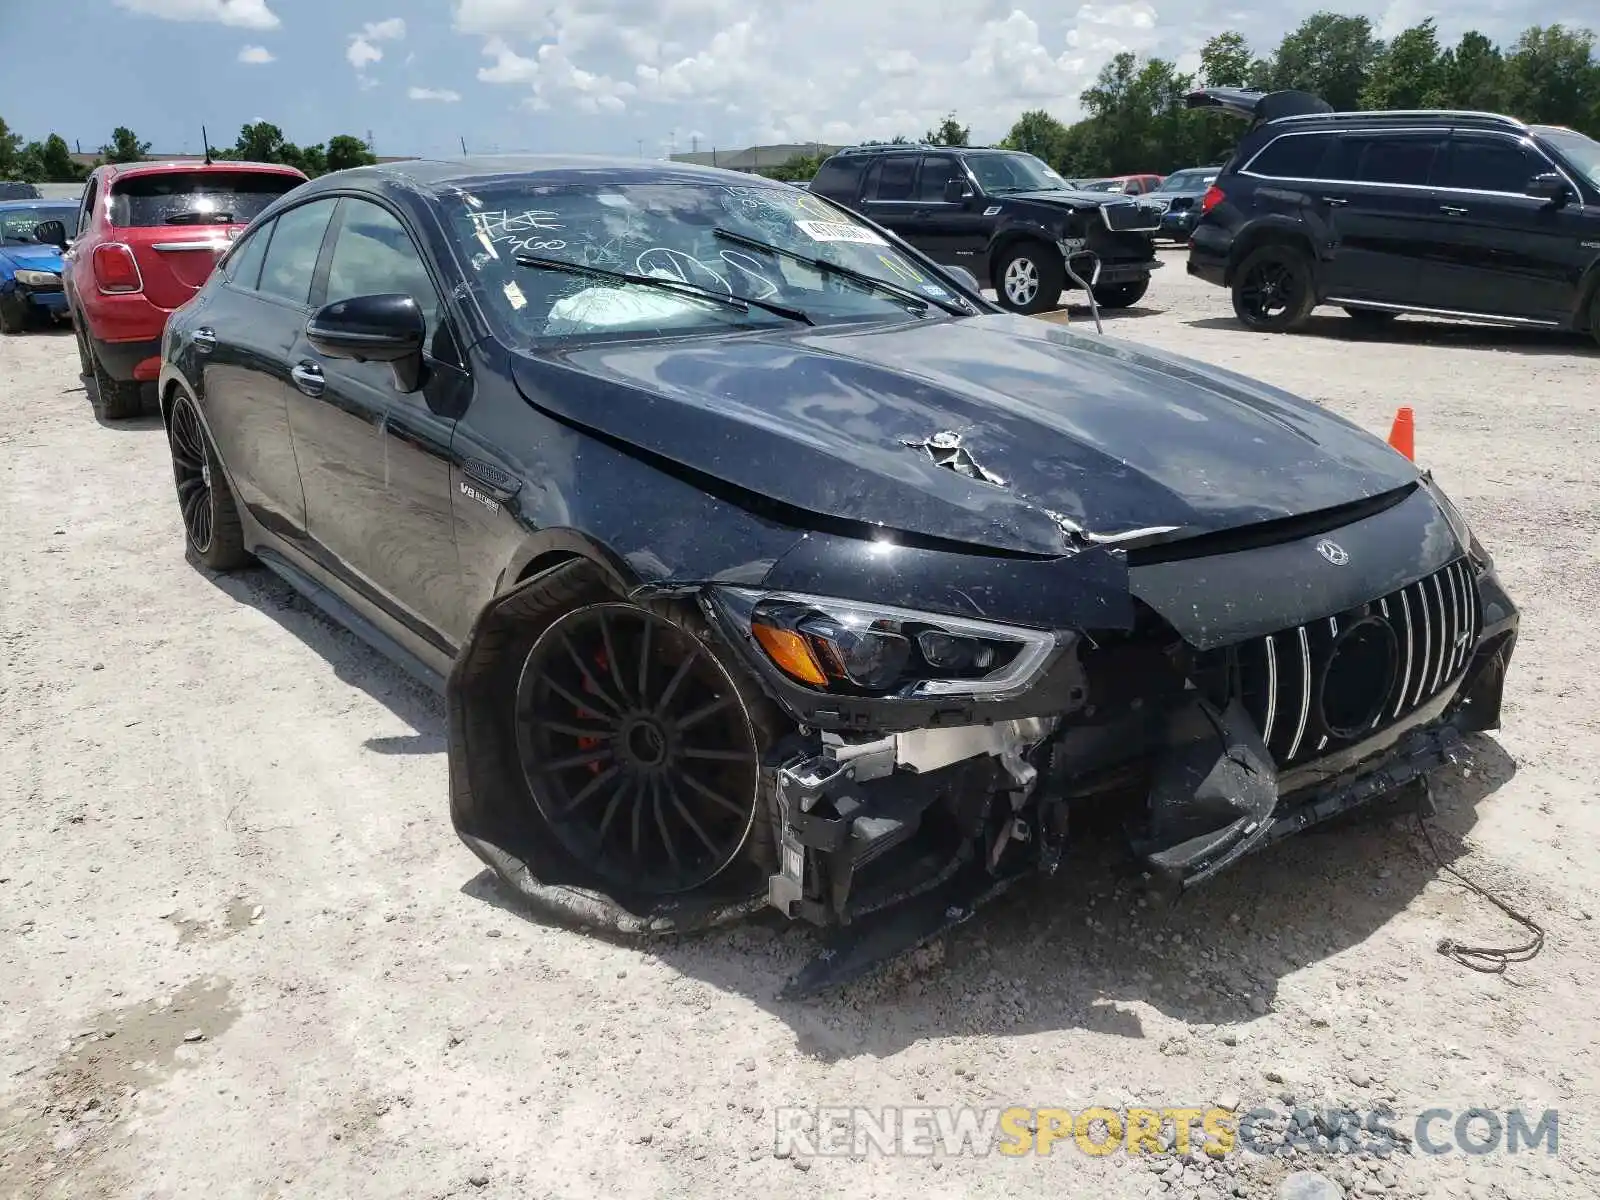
{"left": 1387, "top": 406, "right": 1415, "bottom": 461}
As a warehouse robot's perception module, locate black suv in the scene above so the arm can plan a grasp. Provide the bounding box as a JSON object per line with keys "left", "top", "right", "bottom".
{"left": 1185, "top": 87, "right": 1600, "bottom": 345}
{"left": 809, "top": 144, "right": 1164, "bottom": 314}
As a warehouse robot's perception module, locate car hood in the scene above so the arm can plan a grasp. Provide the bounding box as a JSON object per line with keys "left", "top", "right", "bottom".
{"left": 509, "top": 313, "right": 1419, "bottom": 557}
{"left": 1005, "top": 189, "right": 1140, "bottom": 211}
{"left": 0, "top": 242, "right": 63, "bottom": 273}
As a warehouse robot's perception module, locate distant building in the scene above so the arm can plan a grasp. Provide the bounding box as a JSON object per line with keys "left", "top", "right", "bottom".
{"left": 670, "top": 142, "right": 844, "bottom": 173}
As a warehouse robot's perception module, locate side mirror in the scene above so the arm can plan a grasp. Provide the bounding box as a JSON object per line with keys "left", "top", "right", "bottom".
{"left": 942, "top": 178, "right": 970, "bottom": 204}
{"left": 943, "top": 265, "right": 982, "bottom": 294}
{"left": 1525, "top": 172, "right": 1570, "bottom": 204}
{"left": 33, "top": 220, "right": 68, "bottom": 249}
{"left": 306, "top": 294, "right": 426, "bottom": 391}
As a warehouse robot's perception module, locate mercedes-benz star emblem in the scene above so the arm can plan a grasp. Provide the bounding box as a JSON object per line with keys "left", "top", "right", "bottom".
{"left": 1316, "top": 539, "right": 1350, "bottom": 566}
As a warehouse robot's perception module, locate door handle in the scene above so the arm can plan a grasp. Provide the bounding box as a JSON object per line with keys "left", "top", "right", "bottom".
{"left": 1320, "top": 197, "right": 1349, "bottom": 206}
{"left": 192, "top": 327, "right": 216, "bottom": 352}
{"left": 1439, "top": 204, "right": 1469, "bottom": 215}
{"left": 290, "top": 361, "right": 325, "bottom": 397}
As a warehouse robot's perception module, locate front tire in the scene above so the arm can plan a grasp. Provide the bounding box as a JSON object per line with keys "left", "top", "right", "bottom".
{"left": 507, "top": 562, "right": 783, "bottom": 896}
{"left": 1231, "top": 244, "right": 1315, "bottom": 332}
{"left": 168, "top": 392, "right": 252, "bottom": 571}
{"left": 994, "top": 242, "right": 1064, "bottom": 314}
{"left": 1092, "top": 278, "right": 1150, "bottom": 309}
{"left": 0, "top": 292, "right": 30, "bottom": 335}
{"left": 90, "top": 344, "right": 146, "bottom": 420}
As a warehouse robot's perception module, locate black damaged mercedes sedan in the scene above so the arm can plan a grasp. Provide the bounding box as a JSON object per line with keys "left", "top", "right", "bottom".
{"left": 157, "top": 156, "right": 1518, "bottom": 994}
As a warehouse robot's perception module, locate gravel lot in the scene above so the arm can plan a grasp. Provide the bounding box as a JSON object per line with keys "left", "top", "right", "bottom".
{"left": 3, "top": 247, "right": 1598, "bottom": 1200}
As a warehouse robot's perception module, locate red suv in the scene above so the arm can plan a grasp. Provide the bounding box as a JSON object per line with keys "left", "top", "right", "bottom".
{"left": 59, "top": 160, "right": 306, "bottom": 418}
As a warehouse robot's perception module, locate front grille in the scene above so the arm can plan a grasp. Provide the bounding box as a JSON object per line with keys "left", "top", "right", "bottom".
{"left": 1219, "top": 559, "right": 1481, "bottom": 769}
{"left": 1099, "top": 200, "right": 1163, "bottom": 233}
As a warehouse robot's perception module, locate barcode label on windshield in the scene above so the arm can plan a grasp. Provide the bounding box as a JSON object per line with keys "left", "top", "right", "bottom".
{"left": 795, "top": 219, "right": 887, "bottom": 246}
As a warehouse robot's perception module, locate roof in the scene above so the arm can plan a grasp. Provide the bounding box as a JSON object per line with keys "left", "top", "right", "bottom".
{"left": 68, "top": 151, "right": 415, "bottom": 168}
{"left": 0, "top": 197, "right": 77, "bottom": 208}
{"left": 309, "top": 153, "right": 782, "bottom": 191}
{"left": 100, "top": 159, "right": 307, "bottom": 178}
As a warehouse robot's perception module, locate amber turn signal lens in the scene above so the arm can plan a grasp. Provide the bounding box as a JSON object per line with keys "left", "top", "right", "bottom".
{"left": 751, "top": 621, "right": 828, "bottom": 686}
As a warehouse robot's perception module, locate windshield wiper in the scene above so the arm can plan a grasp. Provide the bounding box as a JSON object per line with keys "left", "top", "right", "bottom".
{"left": 712, "top": 227, "right": 966, "bottom": 316}
{"left": 513, "top": 253, "right": 814, "bottom": 326}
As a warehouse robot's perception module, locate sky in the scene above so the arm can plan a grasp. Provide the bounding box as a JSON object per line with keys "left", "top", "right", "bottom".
{"left": 4, "top": 1, "right": 1580, "bottom": 161}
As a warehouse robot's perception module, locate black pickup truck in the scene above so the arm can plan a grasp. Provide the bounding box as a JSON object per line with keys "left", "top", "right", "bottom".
{"left": 808, "top": 144, "right": 1165, "bottom": 314}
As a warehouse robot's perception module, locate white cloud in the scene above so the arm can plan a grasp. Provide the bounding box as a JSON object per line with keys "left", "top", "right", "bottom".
{"left": 409, "top": 86, "right": 464, "bottom": 102}
{"left": 347, "top": 16, "right": 406, "bottom": 73}
{"left": 454, "top": 1, "right": 1561, "bottom": 143}
{"left": 237, "top": 44, "right": 275, "bottom": 63}
{"left": 114, "top": 0, "right": 279, "bottom": 29}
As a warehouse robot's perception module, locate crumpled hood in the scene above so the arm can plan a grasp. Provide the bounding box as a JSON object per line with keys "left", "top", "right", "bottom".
{"left": 510, "top": 313, "right": 1419, "bottom": 556}
{"left": 1006, "top": 189, "right": 1138, "bottom": 211}
{"left": 0, "top": 242, "right": 63, "bottom": 275}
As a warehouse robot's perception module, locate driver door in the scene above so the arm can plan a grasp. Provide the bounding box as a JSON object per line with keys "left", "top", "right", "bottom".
{"left": 909, "top": 153, "right": 989, "bottom": 268}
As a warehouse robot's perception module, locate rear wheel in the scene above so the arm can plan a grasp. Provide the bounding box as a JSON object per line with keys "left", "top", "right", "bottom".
{"left": 994, "top": 242, "right": 1065, "bottom": 314}
{"left": 1343, "top": 306, "right": 1399, "bottom": 328}
{"left": 168, "top": 392, "right": 251, "bottom": 571}
{"left": 1231, "top": 244, "right": 1315, "bottom": 332}
{"left": 1092, "top": 278, "right": 1150, "bottom": 309}
{"left": 72, "top": 314, "right": 95, "bottom": 377}
{"left": 90, "top": 345, "right": 146, "bottom": 420}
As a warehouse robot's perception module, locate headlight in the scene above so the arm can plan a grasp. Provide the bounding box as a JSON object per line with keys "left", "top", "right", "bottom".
{"left": 14, "top": 269, "right": 58, "bottom": 286}
{"left": 1423, "top": 476, "right": 1493, "bottom": 572}
{"left": 709, "top": 588, "right": 1063, "bottom": 701}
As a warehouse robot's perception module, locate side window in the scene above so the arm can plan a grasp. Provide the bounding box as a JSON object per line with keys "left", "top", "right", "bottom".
{"left": 256, "top": 198, "right": 338, "bottom": 306}
{"left": 809, "top": 158, "right": 862, "bottom": 200}
{"left": 79, "top": 177, "right": 100, "bottom": 233}
{"left": 915, "top": 155, "right": 962, "bottom": 201}
{"left": 1337, "top": 135, "right": 1444, "bottom": 186}
{"left": 1247, "top": 133, "right": 1334, "bottom": 179}
{"left": 323, "top": 200, "right": 440, "bottom": 330}
{"left": 222, "top": 221, "right": 272, "bottom": 290}
{"left": 869, "top": 156, "right": 916, "bottom": 201}
{"left": 1441, "top": 137, "right": 1542, "bottom": 194}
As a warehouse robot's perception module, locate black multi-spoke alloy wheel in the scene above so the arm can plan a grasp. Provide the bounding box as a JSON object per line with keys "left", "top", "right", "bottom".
{"left": 515, "top": 601, "right": 764, "bottom": 895}
{"left": 1231, "top": 244, "right": 1315, "bottom": 332}
{"left": 168, "top": 393, "right": 251, "bottom": 570}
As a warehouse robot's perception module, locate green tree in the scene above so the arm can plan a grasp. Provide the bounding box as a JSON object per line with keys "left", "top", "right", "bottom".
{"left": 1436, "top": 32, "right": 1508, "bottom": 113}
{"left": 100, "top": 126, "right": 151, "bottom": 163}
{"left": 999, "top": 109, "right": 1070, "bottom": 167}
{"left": 0, "top": 117, "right": 22, "bottom": 178}
{"left": 1501, "top": 25, "right": 1600, "bottom": 128}
{"left": 1267, "top": 12, "right": 1385, "bottom": 111}
{"left": 326, "top": 134, "right": 376, "bottom": 172}
{"left": 1198, "top": 32, "right": 1253, "bottom": 88}
{"left": 923, "top": 112, "right": 970, "bottom": 146}
{"left": 1360, "top": 19, "right": 1446, "bottom": 110}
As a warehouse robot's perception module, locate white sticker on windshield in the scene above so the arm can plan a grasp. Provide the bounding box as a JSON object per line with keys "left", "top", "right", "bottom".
{"left": 502, "top": 280, "right": 527, "bottom": 310}
{"left": 795, "top": 219, "right": 887, "bottom": 246}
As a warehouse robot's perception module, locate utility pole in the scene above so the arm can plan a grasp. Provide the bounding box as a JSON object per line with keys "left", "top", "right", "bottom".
{"left": 637, "top": 139, "right": 644, "bottom": 158}
{"left": 460, "top": 135, "right": 468, "bottom": 156}
{"left": 691, "top": 135, "right": 700, "bottom": 154}
{"left": 668, "top": 128, "right": 677, "bottom": 158}
{"left": 366, "top": 129, "right": 375, "bottom": 155}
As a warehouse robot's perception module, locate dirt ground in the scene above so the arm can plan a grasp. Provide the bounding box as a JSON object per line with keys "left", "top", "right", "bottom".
{"left": 3, "top": 248, "right": 1598, "bottom": 1200}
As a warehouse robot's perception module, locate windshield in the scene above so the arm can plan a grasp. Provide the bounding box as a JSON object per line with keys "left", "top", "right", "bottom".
{"left": 443, "top": 176, "right": 968, "bottom": 343}
{"left": 1077, "top": 179, "right": 1124, "bottom": 193}
{"left": 965, "top": 152, "right": 1071, "bottom": 194}
{"left": 1539, "top": 128, "right": 1600, "bottom": 189}
{"left": 109, "top": 171, "right": 301, "bottom": 228}
{"left": 0, "top": 205, "right": 77, "bottom": 244}
{"left": 1154, "top": 170, "right": 1216, "bottom": 192}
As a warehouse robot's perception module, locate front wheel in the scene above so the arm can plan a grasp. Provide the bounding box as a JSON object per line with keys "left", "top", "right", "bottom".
{"left": 0, "top": 292, "right": 30, "bottom": 335}
{"left": 1230, "top": 244, "right": 1316, "bottom": 332}
{"left": 1091, "top": 278, "right": 1150, "bottom": 309}
{"left": 994, "top": 243, "right": 1065, "bottom": 315}
{"left": 168, "top": 393, "right": 252, "bottom": 571}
